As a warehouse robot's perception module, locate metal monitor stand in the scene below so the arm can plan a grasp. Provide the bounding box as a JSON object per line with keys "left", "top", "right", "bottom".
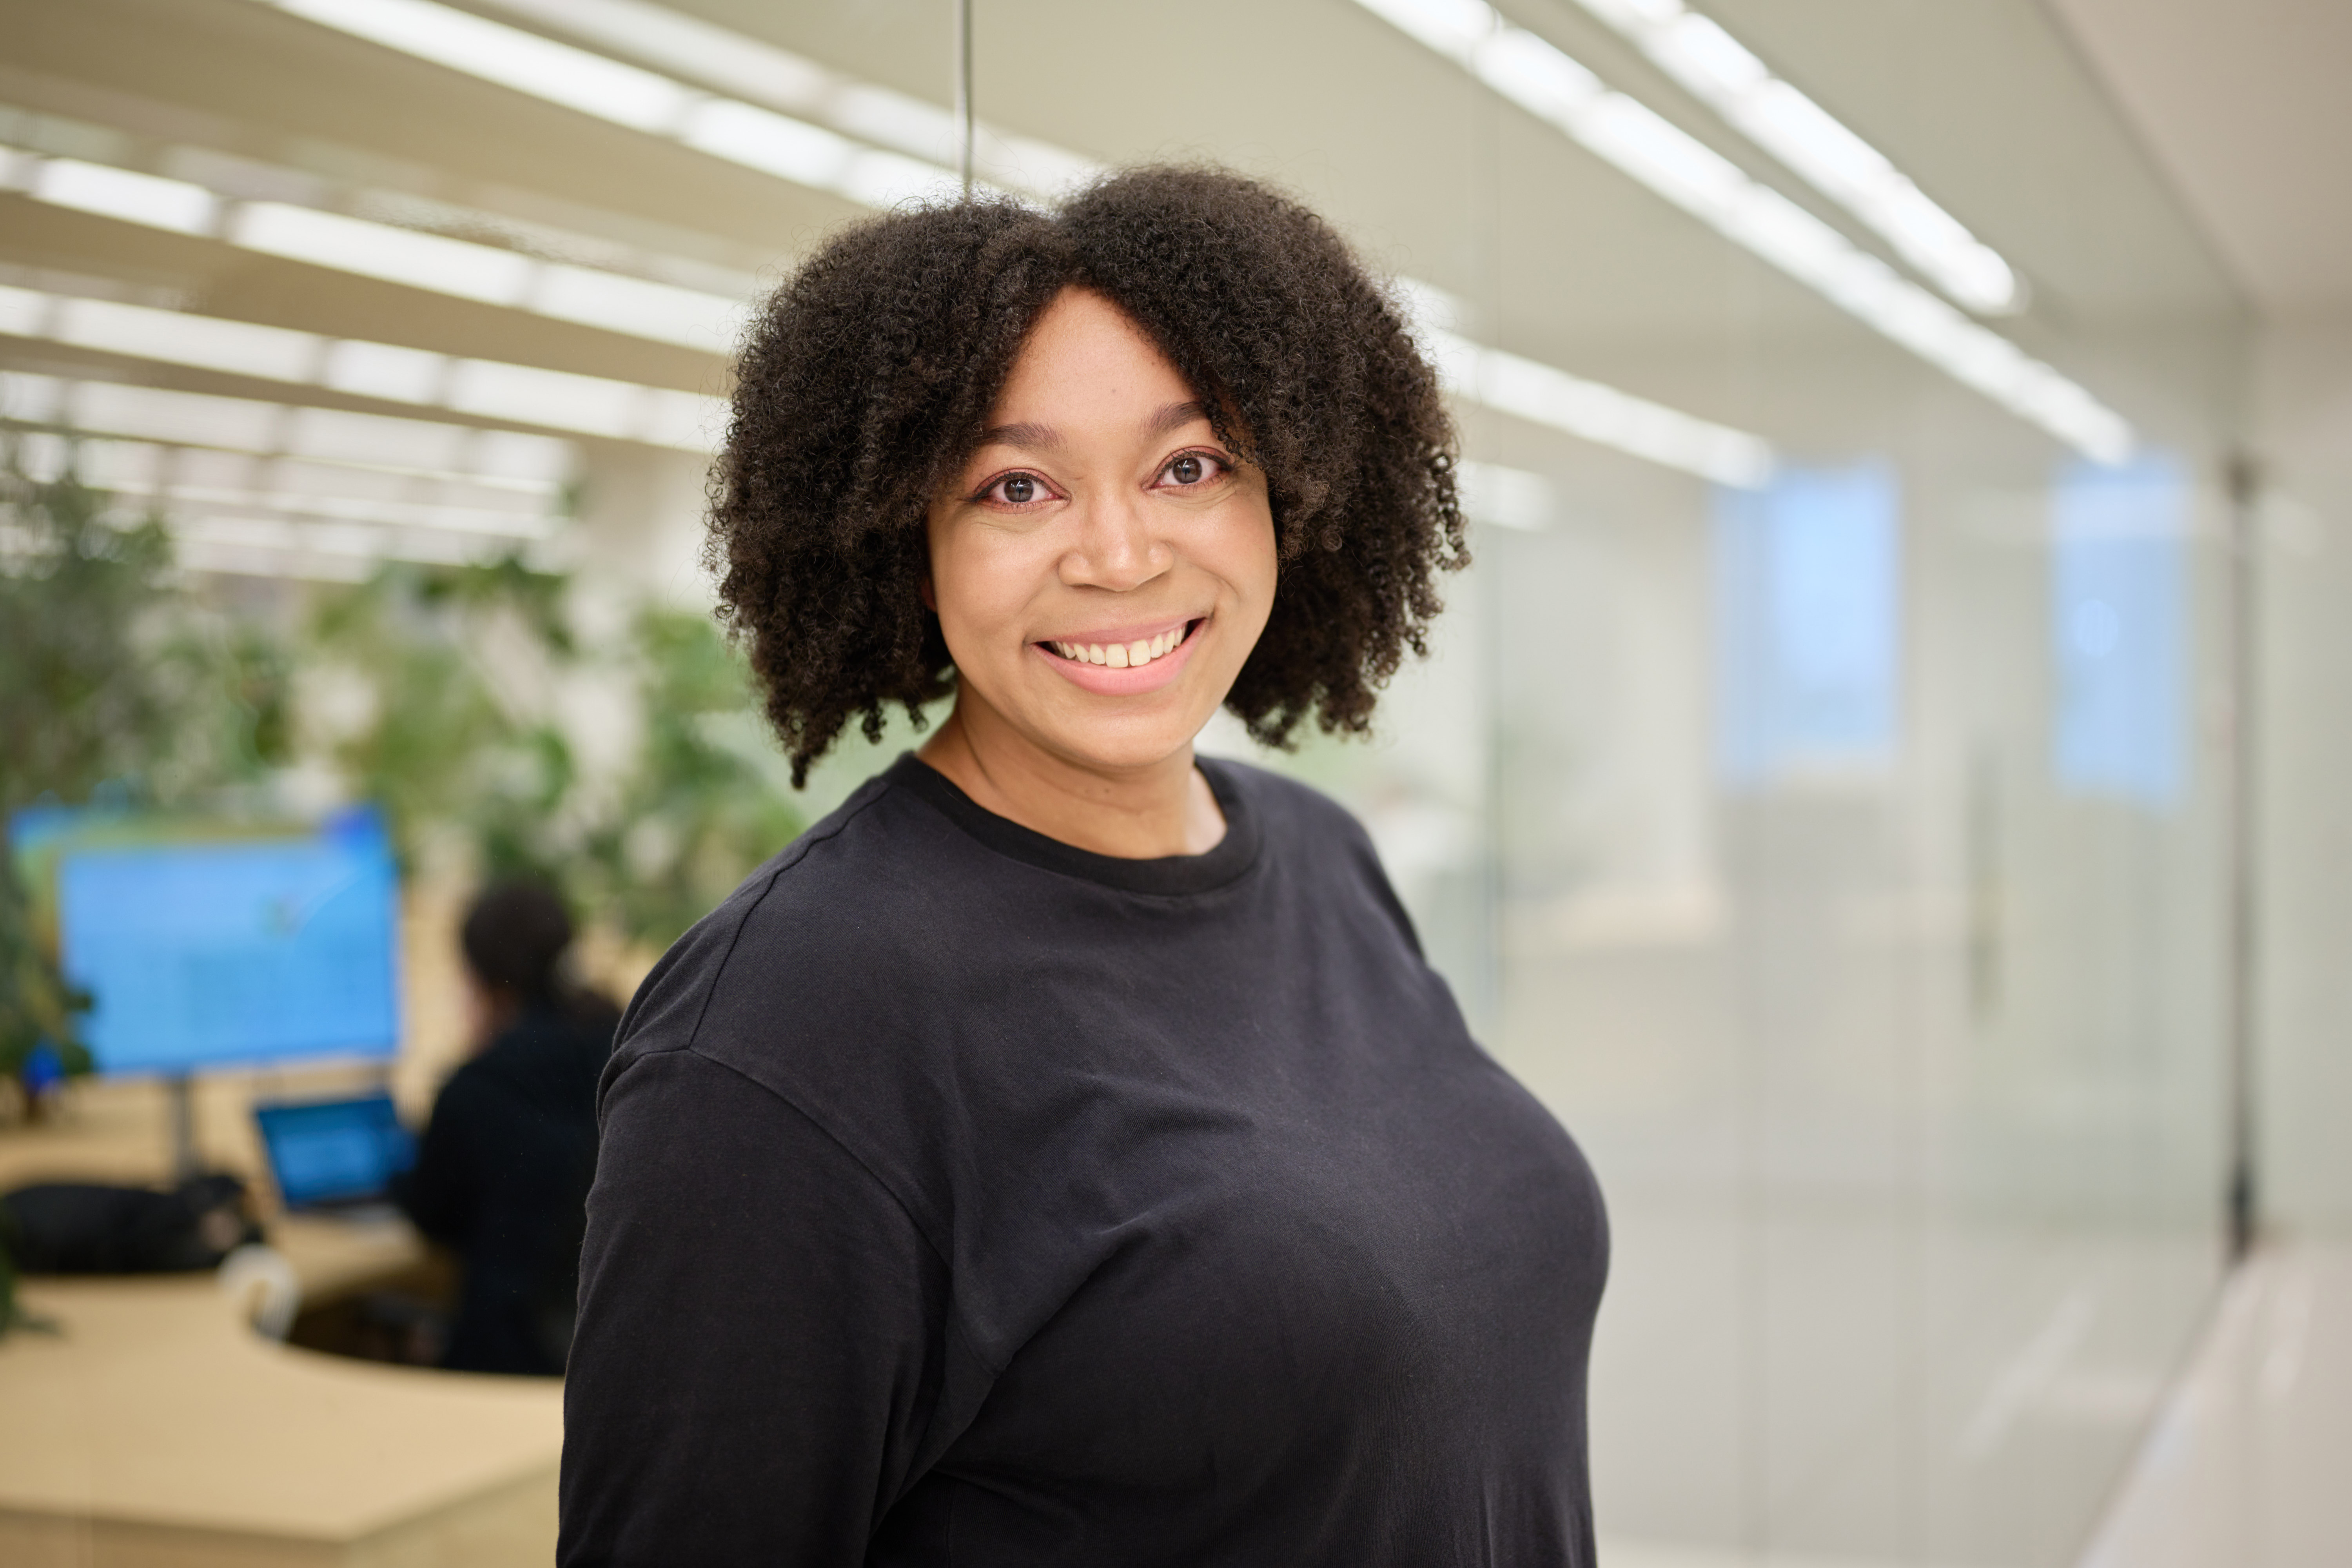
{"left": 166, "top": 1073, "right": 200, "bottom": 1181}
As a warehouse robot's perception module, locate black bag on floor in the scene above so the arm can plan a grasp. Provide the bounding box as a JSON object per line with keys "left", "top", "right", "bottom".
{"left": 0, "top": 1175, "right": 260, "bottom": 1274}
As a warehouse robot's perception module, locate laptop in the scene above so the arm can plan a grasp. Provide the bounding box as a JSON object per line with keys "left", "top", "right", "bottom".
{"left": 254, "top": 1092, "right": 417, "bottom": 1214}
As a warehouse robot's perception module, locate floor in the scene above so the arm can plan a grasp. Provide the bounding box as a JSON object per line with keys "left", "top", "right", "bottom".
{"left": 2078, "top": 1239, "right": 2352, "bottom": 1568}
{"left": 1595, "top": 1239, "right": 2352, "bottom": 1568}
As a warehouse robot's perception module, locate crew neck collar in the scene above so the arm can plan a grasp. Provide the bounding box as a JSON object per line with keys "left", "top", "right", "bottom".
{"left": 884, "top": 752, "right": 1261, "bottom": 896}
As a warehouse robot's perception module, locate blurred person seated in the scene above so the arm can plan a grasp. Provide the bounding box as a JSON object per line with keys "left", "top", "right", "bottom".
{"left": 393, "top": 880, "right": 618, "bottom": 1376}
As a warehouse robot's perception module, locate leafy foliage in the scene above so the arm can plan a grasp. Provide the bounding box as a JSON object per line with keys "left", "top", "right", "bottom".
{"left": 300, "top": 565, "right": 803, "bottom": 949}
{"left": 0, "top": 466, "right": 178, "bottom": 1096}
{"left": 581, "top": 610, "right": 805, "bottom": 946}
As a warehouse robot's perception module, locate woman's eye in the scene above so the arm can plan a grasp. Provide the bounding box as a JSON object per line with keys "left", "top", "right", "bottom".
{"left": 1160, "top": 451, "right": 1225, "bottom": 488}
{"left": 987, "top": 472, "right": 1047, "bottom": 505}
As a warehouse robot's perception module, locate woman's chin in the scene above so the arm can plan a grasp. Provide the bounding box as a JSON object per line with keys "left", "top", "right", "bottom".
{"left": 1020, "top": 701, "right": 1216, "bottom": 778}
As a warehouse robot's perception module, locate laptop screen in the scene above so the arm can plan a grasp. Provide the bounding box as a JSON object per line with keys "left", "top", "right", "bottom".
{"left": 255, "top": 1093, "right": 416, "bottom": 1209}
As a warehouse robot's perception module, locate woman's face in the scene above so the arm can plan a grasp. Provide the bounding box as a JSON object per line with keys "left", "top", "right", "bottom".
{"left": 926, "top": 288, "right": 1278, "bottom": 775}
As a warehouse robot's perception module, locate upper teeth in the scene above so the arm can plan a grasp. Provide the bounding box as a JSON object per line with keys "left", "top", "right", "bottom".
{"left": 1052, "top": 628, "right": 1185, "bottom": 668}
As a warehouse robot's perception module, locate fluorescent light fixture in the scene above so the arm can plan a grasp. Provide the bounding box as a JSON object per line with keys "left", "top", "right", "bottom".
{"left": 445, "top": 359, "right": 642, "bottom": 439}
{"left": 1, "top": 369, "right": 574, "bottom": 486}
{"left": 2, "top": 383, "right": 571, "bottom": 578}
{"left": 64, "top": 439, "right": 558, "bottom": 537}
{"left": 319, "top": 339, "right": 448, "bottom": 403}
{"left": 32, "top": 159, "right": 220, "bottom": 235}
{"left": 532, "top": 265, "right": 738, "bottom": 354}
{"left": 0, "top": 284, "right": 720, "bottom": 450}
{"left": 7, "top": 137, "right": 756, "bottom": 354}
{"left": 1458, "top": 460, "right": 1557, "bottom": 531}
{"left": 679, "top": 100, "right": 853, "bottom": 187}
{"left": 232, "top": 202, "right": 535, "bottom": 305}
{"left": 1347, "top": 0, "right": 2131, "bottom": 464}
{"left": 67, "top": 379, "right": 287, "bottom": 452}
{"left": 274, "top": 0, "right": 697, "bottom": 132}
{"left": 481, "top": 0, "right": 833, "bottom": 112}
{"left": 1568, "top": 0, "right": 2020, "bottom": 314}
{"left": 1448, "top": 332, "right": 1773, "bottom": 488}
{"left": 0, "top": 283, "right": 53, "bottom": 339}
{"left": 475, "top": 0, "right": 1100, "bottom": 197}
{"left": 255, "top": 0, "right": 984, "bottom": 211}
{"left": 54, "top": 296, "right": 320, "bottom": 381}
{"left": 1403, "top": 286, "right": 1773, "bottom": 487}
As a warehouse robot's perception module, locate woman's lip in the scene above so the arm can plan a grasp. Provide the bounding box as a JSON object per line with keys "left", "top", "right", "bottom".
{"left": 1037, "top": 618, "right": 1194, "bottom": 649}
{"left": 1034, "top": 618, "right": 1203, "bottom": 695}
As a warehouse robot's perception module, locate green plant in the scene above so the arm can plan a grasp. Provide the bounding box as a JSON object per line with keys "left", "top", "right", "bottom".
{"left": 302, "top": 561, "right": 803, "bottom": 951}
{"left": 303, "top": 559, "right": 573, "bottom": 877}
{"left": 0, "top": 458, "right": 172, "bottom": 1102}
{"left": 583, "top": 609, "right": 805, "bottom": 947}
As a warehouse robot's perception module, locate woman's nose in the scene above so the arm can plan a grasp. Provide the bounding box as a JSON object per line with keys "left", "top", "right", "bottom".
{"left": 1062, "top": 489, "right": 1170, "bottom": 591}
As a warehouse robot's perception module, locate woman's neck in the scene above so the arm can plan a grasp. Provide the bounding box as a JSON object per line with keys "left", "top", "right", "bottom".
{"left": 916, "top": 699, "right": 1226, "bottom": 859}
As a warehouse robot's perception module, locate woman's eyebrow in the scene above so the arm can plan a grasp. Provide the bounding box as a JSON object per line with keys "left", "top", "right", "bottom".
{"left": 975, "top": 420, "right": 1062, "bottom": 452}
{"left": 1145, "top": 400, "right": 1212, "bottom": 441}
{"left": 975, "top": 401, "right": 1211, "bottom": 454}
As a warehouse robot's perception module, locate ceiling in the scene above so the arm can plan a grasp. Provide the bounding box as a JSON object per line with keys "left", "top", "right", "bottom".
{"left": 0, "top": 0, "right": 2283, "bottom": 529}
{"left": 2044, "top": 0, "right": 2352, "bottom": 317}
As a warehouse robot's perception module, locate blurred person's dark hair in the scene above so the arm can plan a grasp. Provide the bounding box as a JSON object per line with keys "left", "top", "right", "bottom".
{"left": 460, "top": 879, "right": 619, "bottom": 1036}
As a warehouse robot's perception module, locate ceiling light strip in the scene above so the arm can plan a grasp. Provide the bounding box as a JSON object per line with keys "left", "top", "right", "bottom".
{"left": 472, "top": 0, "right": 1098, "bottom": 199}
{"left": 262, "top": 0, "right": 968, "bottom": 209}
{"left": 1348, "top": 0, "right": 2131, "bottom": 464}
{"left": 1433, "top": 330, "right": 1770, "bottom": 487}
{"left": 1568, "top": 0, "right": 2019, "bottom": 315}
{"left": 0, "top": 284, "right": 722, "bottom": 450}
{"left": 0, "top": 146, "right": 747, "bottom": 356}
{"left": 0, "top": 369, "right": 573, "bottom": 486}
{"left": 7, "top": 435, "right": 559, "bottom": 539}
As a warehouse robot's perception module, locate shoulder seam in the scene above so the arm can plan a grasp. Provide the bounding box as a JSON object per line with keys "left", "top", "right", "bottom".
{"left": 599, "top": 1043, "right": 996, "bottom": 1374}
{"left": 670, "top": 777, "right": 897, "bottom": 1060}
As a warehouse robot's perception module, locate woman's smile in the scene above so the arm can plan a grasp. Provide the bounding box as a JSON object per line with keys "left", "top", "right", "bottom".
{"left": 1035, "top": 616, "right": 1205, "bottom": 692}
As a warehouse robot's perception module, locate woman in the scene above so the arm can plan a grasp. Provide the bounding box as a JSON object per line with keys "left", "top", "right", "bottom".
{"left": 560, "top": 168, "right": 1608, "bottom": 1566}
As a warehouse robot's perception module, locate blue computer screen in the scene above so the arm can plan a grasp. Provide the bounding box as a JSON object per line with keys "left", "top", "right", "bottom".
{"left": 255, "top": 1094, "right": 416, "bottom": 1208}
{"left": 38, "top": 809, "right": 402, "bottom": 1074}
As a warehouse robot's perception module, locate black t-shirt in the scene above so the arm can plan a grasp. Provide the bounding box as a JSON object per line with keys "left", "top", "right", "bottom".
{"left": 559, "top": 755, "right": 1608, "bottom": 1566}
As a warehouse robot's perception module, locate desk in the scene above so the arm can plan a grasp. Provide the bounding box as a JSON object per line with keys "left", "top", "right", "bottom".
{"left": 0, "top": 1075, "right": 564, "bottom": 1568}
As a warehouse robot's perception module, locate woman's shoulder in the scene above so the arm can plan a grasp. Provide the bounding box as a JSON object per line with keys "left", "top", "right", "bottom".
{"left": 605, "top": 765, "right": 976, "bottom": 1072}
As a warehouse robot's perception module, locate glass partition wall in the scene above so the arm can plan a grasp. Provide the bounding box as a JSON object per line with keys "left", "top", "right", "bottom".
{"left": 0, "top": 0, "right": 2248, "bottom": 1562}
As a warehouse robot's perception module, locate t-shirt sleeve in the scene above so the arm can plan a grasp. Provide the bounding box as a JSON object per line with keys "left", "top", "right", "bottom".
{"left": 557, "top": 1045, "right": 949, "bottom": 1566}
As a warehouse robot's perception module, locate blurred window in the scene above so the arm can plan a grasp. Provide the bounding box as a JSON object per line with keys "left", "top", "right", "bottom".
{"left": 1713, "top": 462, "right": 1902, "bottom": 784}
{"left": 2051, "top": 455, "right": 2189, "bottom": 806}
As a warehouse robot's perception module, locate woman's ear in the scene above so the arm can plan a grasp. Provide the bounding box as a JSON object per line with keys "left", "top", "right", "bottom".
{"left": 920, "top": 575, "right": 937, "bottom": 612}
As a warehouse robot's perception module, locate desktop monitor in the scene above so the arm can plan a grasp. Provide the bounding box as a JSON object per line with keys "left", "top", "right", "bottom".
{"left": 8, "top": 806, "right": 403, "bottom": 1076}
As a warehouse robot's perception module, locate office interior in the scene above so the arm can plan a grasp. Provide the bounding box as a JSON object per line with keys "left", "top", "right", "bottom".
{"left": 0, "top": 0, "right": 2346, "bottom": 1564}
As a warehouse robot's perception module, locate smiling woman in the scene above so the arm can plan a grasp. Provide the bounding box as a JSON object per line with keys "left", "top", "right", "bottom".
{"left": 559, "top": 167, "right": 1610, "bottom": 1568}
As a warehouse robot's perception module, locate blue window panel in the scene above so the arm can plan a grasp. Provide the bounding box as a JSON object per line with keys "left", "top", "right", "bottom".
{"left": 1715, "top": 463, "right": 1902, "bottom": 785}
{"left": 2052, "top": 455, "right": 2189, "bottom": 806}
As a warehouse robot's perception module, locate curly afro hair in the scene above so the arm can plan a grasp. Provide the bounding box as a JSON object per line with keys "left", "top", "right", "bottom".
{"left": 709, "top": 165, "right": 1467, "bottom": 786}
